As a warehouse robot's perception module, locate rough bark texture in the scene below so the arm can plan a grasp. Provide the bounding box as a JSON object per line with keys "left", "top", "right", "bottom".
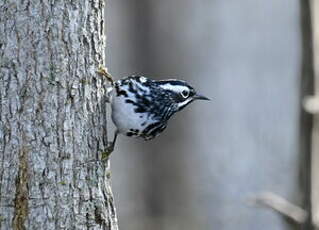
{"left": 0, "top": 1, "right": 118, "bottom": 229}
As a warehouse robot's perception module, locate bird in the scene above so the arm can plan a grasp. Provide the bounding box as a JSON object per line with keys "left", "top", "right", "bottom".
{"left": 97, "top": 66, "right": 210, "bottom": 153}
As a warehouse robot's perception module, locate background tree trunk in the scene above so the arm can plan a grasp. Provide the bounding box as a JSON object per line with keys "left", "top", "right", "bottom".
{"left": 299, "top": 0, "right": 314, "bottom": 229}
{"left": 0, "top": 1, "right": 118, "bottom": 229}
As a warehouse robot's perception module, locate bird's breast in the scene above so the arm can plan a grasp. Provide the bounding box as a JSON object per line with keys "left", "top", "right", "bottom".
{"left": 109, "top": 78, "right": 172, "bottom": 139}
{"left": 110, "top": 90, "right": 158, "bottom": 137}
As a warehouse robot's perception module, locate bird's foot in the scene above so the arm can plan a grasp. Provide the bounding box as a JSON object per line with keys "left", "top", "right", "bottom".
{"left": 76, "top": 144, "right": 114, "bottom": 168}
{"left": 97, "top": 65, "right": 114, "bottom": 85}
{"left": 101, "top": 141, "right": 115, "bottom": 160}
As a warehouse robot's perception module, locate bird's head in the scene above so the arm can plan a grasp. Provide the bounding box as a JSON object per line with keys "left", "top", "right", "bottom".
{"left": 157, "top": 79, "right": 210, "bottom": 111}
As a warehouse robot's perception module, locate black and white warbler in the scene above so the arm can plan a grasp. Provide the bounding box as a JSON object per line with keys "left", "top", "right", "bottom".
{"left": 98, "top": 67, "right": 209, "bottom": 152}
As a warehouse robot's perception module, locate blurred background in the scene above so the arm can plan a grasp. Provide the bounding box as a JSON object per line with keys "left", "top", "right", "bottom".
{"left": 105, "top": 1, "right": 315, "bottom": 230}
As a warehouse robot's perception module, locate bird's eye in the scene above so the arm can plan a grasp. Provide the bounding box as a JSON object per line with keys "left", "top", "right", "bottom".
{"left": 181, "top": 90, "right": 189, "bottom": 98}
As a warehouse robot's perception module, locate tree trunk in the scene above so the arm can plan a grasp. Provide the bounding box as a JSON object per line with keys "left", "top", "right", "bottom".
{"left": 0, "top": 1, "right": 118, "bottom": 229}
{"left": 299, "top": 0, "right": 314, "bottom": 229}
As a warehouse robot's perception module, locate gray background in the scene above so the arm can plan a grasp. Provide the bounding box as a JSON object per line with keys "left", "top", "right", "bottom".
{"left": 106, "top": 1, "right": 303, "bottom": 229}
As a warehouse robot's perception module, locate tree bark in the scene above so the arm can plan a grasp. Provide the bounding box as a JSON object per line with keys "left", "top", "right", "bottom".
{"left": 0, "top": 1, "right": 118, "bottom": 229}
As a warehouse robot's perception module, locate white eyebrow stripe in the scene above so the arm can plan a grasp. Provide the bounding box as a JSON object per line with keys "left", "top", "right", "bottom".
{"left": 159, "top": 84, "right": 189, "bottom": 93}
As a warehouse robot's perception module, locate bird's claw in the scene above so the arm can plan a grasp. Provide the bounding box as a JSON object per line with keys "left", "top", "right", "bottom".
{"left": 101, "top": 142, "right": 115, "bottom": 160}
{"left": 97, "top": 66, "right": 114, "bottom": 85}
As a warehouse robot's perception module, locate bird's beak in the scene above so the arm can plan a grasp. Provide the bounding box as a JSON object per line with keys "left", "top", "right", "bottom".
{"left": 194, "top": 94, "right": 210, "bottom": 101}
